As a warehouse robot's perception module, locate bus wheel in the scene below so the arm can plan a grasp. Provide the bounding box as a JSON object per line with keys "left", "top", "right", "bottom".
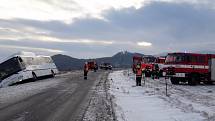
{"left": 32, "top": 73, "right": 37, "bottom": 81}
{"left": 51, "top": 70, "right": 55, "bottom": 77}
{"left": 170, "top": 77, "right": 179, "bottom": 85}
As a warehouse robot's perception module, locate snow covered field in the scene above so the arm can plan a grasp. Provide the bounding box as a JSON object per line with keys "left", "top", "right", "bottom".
{"left": 109, "top": 70, "right": 215, "bottom": 121}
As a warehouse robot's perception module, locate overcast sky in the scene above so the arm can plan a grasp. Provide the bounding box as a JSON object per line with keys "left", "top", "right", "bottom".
{"left": 0, "top": 0, "right": 215, "bottom": 60}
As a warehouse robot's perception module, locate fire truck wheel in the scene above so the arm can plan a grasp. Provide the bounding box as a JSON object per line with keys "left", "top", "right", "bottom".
{"left": 203, "top": 81, "right": 213, "bottom": 85}
{"left": 170, "top": 77, "right": 179, "bottom": 85}
{"left": 188, "top": 77, "right": 197, "bottom": 86}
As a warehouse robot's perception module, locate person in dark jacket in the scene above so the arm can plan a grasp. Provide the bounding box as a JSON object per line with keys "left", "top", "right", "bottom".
{"left": 152, "top": 64, "right": 160, "bottom": 79}
{"left": 94, "top": 63, "right": 98, "bottom": 72}
{"left": 84, "top": 62, "right": 89, "bottom": 80}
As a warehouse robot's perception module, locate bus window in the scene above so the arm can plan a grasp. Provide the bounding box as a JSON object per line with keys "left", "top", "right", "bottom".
{"left": 0, "top": 57, "right": 22, "bottom": 80}
{"left": 18, "top": 57, "right": 26, "bottom": 69}
{"left": 44, "top": 57, "right": 52, "bottom": 63}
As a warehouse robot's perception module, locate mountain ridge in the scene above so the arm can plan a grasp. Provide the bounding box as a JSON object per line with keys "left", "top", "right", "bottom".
{"left": 51, "top": 51, "right": 144, "bottom": 71}
{"left": 52, "top": 50, "right": 215, "bottom": 71}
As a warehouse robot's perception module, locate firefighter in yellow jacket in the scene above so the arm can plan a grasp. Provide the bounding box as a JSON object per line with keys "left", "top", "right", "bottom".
{"left": 136, "top": 62, "right": 143, "bottom": 86}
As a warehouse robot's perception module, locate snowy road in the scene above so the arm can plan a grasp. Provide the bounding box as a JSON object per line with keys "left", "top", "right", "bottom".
{"left": 0, "top": 70, "right": 115, "bottom": 121}
{"left": 109, "top": 70, "right": 215, "bottom": 121}
{"left": 1, "top": 69, "right": 215, "bottom": 121}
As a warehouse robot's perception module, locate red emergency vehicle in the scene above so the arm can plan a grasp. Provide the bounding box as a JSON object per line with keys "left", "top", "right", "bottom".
{"left": 87, "top": 61, "right": 98, "bottom": 71}
{"left": 133, "top": 55, "right": 165, "bottom": 78}
{"left": 163, "top": 52, "right": 215, "bottom": 85}
{"left": 141, "top": 56, "right": 156, "bottom": 77}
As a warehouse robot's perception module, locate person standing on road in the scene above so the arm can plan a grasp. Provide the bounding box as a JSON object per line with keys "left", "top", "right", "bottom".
{"left": 136, "top": 62, "right": 143, "bottom": 86}
{"left": 94, "top": 62, "right": 98, "bottom": 72}
{"left": 152, "top": 64, "right": 160, "bottom": 79}
{"left": 84, "top": 62, "right": 89, "bottom": 80}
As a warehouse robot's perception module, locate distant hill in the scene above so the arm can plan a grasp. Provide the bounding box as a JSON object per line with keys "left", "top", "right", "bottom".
{"left": 51, "top": 54, "right": 85, "bottom": 71}
{"left": 95, "top": 51, "right": 144, "bottom": 68}
{"left": 51, "top": 51, "right": 144, "bottom": 71}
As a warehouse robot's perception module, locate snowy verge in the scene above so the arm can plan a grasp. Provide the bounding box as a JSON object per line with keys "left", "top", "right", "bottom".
{"left": 0, "top": 74, "right": 67, "bottom": 108}
{"left": 108, "top": 70, "right": 205, "bottom": 121}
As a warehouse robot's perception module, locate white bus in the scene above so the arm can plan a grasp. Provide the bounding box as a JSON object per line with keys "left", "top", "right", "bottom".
{"left": 0, "top": 52, "right": 59, "bottom": 87}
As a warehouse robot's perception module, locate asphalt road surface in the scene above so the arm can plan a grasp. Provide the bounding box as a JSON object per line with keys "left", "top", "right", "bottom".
{"left": 0, "top": 70, "right": 114, "bottom": 121}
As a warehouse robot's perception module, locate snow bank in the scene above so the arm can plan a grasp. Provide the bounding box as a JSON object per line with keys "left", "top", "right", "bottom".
{"left": 0, "top": 76, "right": 63, "bottom": 108}
{"left": 109, "top": 70, "right": 205, "bottom": 121}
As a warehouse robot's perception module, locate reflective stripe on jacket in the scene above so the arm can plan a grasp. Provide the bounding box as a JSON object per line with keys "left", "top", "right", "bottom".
{"left": 136, "top": 69, "right": 142, "bottom": 76}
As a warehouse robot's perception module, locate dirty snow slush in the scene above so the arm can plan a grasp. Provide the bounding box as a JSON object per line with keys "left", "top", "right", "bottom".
{"left": 83, "top": 71, "right": 116, "bottom": 121}
{"left": 109, "top": 70, "right": 215, "bottom": 121}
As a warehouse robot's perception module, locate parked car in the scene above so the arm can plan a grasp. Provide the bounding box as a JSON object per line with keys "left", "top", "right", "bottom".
{"left": 100, "top": 63, "right": 112, "bottom": 70}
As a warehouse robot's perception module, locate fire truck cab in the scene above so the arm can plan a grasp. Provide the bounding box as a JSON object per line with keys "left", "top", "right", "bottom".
{"left": 163, "top": 52, "right": 215, "bottom": 85}
{"left": 142, "top": 56, "right": 156, "bottom": 77}
{"left": 133, "top": 55, "right": 165, "bottom": 78}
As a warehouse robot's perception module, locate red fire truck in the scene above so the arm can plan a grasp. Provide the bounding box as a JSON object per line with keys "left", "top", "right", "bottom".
{"left": 163, "top": 52, "right": 215, "bottom": 85}
{"left": 133, "top": 55, "right": 165, "bottom": 78}
{"left": 87, "top": 61, "right": 98, "bottom": 72}
{"left": 142, "top": 56, "right": 156, "bottom": 77}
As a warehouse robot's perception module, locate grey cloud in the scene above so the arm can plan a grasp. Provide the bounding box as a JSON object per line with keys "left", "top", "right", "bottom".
{"left": 1, "top": 1, "right": 215, "bottom": 58}
{"left": 13, "top": 2, "right": 215, "bottom": 43}
{"left": 104, "top": 2, "right": 215, "bottom": 41}
{"left": 38, "top": 0, "right": 80, "bottom": 11}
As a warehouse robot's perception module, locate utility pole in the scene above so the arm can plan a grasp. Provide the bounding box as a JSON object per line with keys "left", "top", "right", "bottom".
{"left": 165, "top": 77, "right": 168, "bottom": 96}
